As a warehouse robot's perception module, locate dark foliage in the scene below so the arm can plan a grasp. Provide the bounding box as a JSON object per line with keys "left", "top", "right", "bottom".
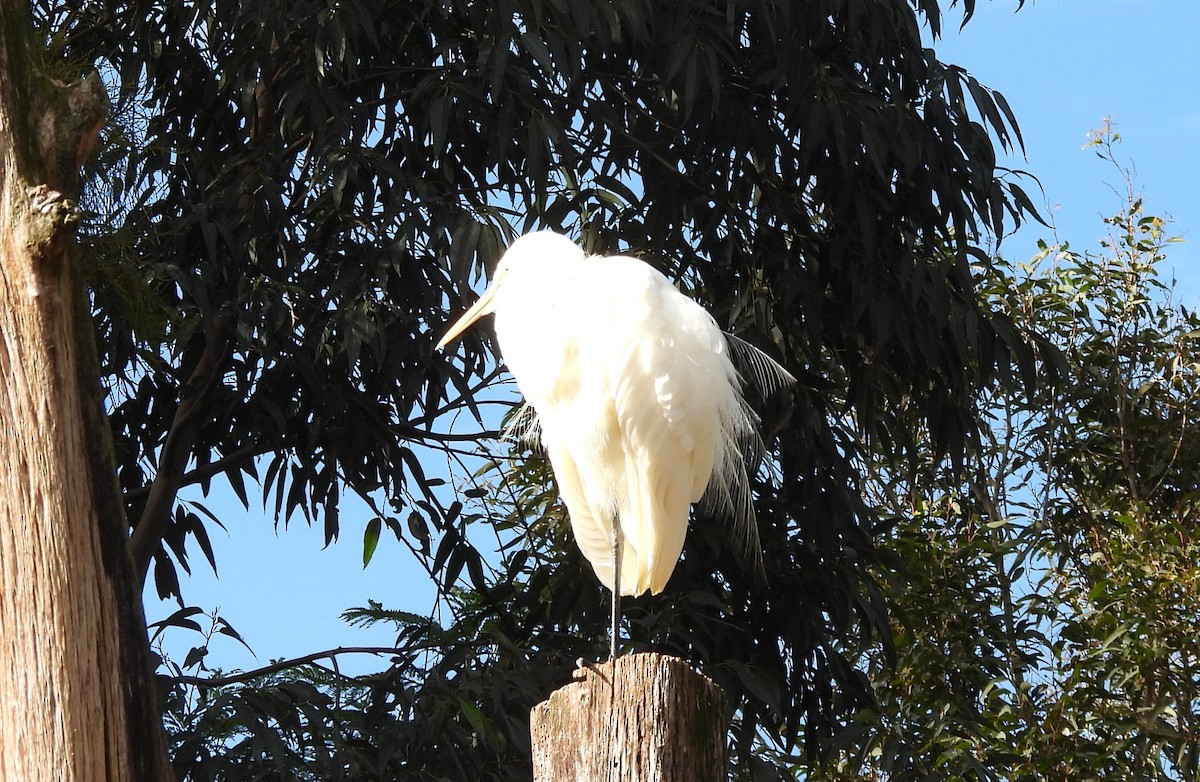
{"left": 38, "top": 0, "right": 1036, "bottom": 777}
{"left": 812, "top": 136, "right": 1199, "bottom": 781}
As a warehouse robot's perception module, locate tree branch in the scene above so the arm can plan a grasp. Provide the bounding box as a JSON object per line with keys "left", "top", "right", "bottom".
{"left": 390, "top": 421, "right": 503, "bottom": 443}
{"left": 128, "top": 314, "right": 234, "bottom": 585}
{"left": 125, "top": 423, "right": 500, "bottom": 506}
{"left": 125, "top": 441, "right": 270, "bottom": 503}
{"left": 167, "top": 645, "right": 427, "bottom": 689}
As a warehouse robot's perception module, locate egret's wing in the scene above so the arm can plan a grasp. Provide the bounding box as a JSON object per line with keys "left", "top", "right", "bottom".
{"left": 594, "top": 257, "right": 729, "bottom": 595}
{"left": 620, "top": 435, "right": 694, "bottom": 594}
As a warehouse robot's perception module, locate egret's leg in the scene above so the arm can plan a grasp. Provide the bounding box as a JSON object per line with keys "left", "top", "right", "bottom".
{"left": 610, "top": 519, "right": 622, "bottom": 660}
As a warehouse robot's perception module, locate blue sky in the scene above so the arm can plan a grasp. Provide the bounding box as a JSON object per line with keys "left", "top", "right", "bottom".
{"left": 934, "top": 1, "right": 1198, "bottom": 288}
{"left": 146, "top": 0, "right": 1200, "bottom": 675}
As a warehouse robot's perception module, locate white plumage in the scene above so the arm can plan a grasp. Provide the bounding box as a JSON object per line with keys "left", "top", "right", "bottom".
{"left": 437, "top": 230, "right": 789, "bottom": 618}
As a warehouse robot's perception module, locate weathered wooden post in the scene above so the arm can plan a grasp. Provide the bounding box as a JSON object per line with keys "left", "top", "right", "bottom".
{"left": 530, "top": 652, "right": 728, "bottom": 781}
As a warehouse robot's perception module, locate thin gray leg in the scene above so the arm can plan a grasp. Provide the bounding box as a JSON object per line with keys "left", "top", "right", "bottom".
{"left": 610, "top": 518, "right": 622, "bottom": 660}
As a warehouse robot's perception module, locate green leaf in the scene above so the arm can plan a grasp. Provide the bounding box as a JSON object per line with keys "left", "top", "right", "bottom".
{"left": 362, "top": 516, "right": 382, "bottom": 568}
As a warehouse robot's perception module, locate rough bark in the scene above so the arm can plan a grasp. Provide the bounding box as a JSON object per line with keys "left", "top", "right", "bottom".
{"left": 0, "top": 5, "right": 172, "bottom": 781}
{"left": 530, "top": 652, "right": 728, "bottom": 782}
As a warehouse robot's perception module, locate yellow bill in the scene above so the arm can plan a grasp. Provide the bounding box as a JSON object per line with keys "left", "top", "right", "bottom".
{"left": 435, "top": 285, "right": 499, "bottom": 350}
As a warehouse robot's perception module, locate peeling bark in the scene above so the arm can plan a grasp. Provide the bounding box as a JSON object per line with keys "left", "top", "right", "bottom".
{"left": 0, "top": 5, "right": 172, "bottom": 781}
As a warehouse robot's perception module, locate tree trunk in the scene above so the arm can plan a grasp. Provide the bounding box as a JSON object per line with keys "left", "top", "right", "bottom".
{"left": 530, "top": 652, "right": 728, "bottom": 782}
{"left": 0, "top": 6, "right": 172, "bottom": 781}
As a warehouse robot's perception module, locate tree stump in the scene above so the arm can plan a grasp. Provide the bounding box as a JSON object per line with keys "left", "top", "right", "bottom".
{"left": 530, "top": 652, "right": 727, "bottom": 781}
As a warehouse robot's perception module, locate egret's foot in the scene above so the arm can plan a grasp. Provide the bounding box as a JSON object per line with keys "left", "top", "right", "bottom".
{"left": 573, "top": 657, "right": 610, "bottom": 684}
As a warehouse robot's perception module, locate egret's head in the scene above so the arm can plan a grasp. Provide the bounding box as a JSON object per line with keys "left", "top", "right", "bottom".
{"left": 435, "top": 230, "right": 583, "bottom": 349}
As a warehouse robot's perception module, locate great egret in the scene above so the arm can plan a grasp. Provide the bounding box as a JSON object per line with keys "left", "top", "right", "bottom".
{"left": 437, "top": 230, "right": 792, "bottom": 658}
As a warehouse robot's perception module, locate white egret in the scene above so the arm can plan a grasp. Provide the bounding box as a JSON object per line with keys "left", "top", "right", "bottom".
{"left": 437, "top": 230, "right": 792, "bottom": 658}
